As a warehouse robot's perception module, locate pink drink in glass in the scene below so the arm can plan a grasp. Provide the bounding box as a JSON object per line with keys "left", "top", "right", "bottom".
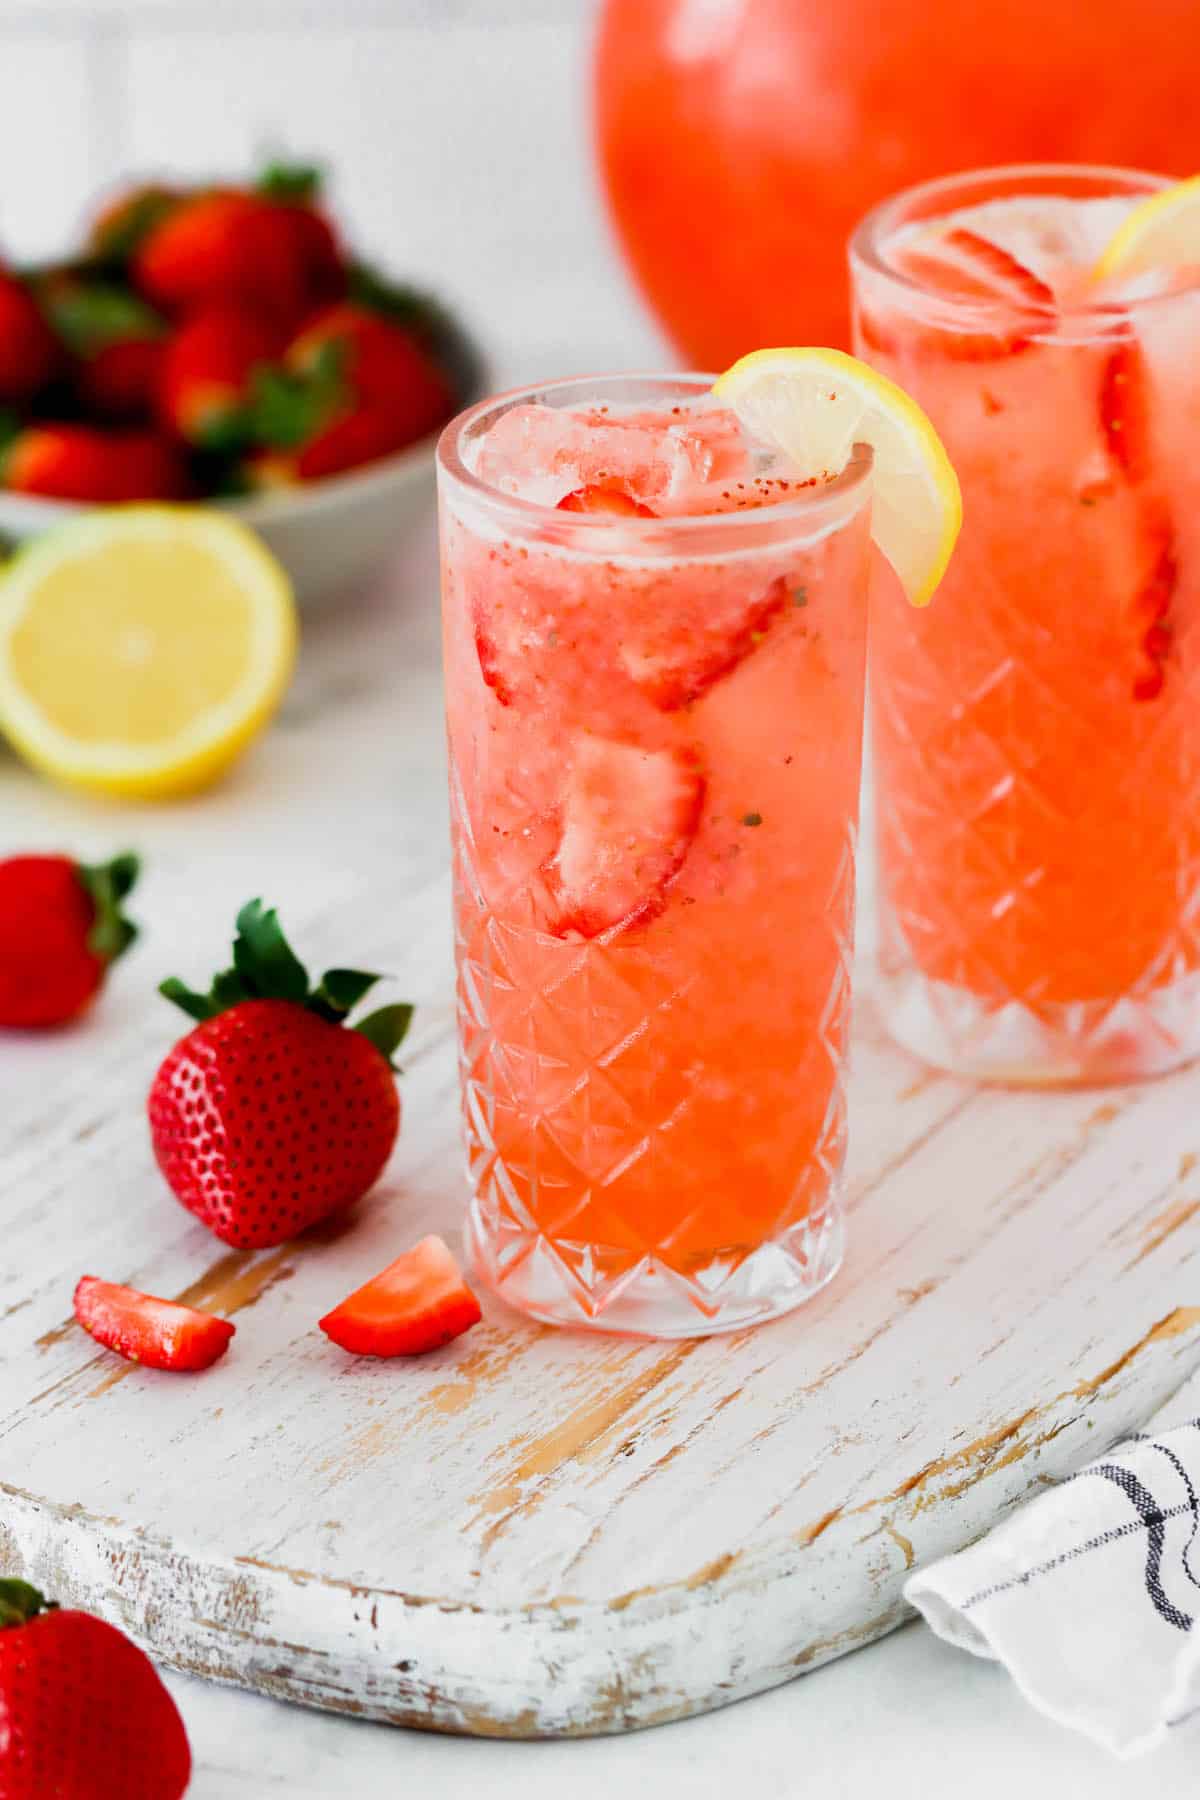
{"left": 437, "top": 375, "right": 873, "bottom": 1335}
{"left": 852, "top": 165, "right": 1200, "bottom": 1084}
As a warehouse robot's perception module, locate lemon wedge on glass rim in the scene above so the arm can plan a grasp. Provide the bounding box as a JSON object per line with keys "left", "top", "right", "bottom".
{"left": 1094, "top": 174, "right": 1200, "bottom": 281}
{"left": 714, "top": 347, "right": 962, "bottom": 607}
{"left": 0, "top": 506, "right": 296, "bottom": 799}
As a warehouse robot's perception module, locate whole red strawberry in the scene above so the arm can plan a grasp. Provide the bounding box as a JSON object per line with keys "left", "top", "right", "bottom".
{"left": 149, "top": 900, "right": 411, "bottom": 1249}
{"left": 255, "top": 160, "right": 346, "bottom": 307}
{"left": 0, "top": 852, "right": 140, "bottom": 1028}
{"left": 0, "top": 268, "right": 58, "bottom": 402}
{"left": 0, "top": 1579, "right": 191, "bottom": 1799}
{"left": 133, "top": 190, "right": 318, "bottom": 328}
{"left": 247, "top": 302, "right": 453, "bottom": 482}
{"left": 0, "top": 424, "right": 189, "bottom": 502}
{"left": 159, "top": 307, "right": 282, "bottom": 449}
{"left": 39, "top": 275, "right": 168, "bottom": 420}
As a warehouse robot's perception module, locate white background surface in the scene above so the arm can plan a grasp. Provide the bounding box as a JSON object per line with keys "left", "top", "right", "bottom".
{"left": 2, "top": 1, "right": 1199, "bottom": 1794}
{"left": 160, "top": 1623, "right": 1200, "bottom": 1799}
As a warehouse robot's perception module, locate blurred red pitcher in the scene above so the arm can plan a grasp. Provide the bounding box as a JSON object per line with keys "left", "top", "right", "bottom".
{"left": 595, "top": 0, "right": 1200, "bottom": 360}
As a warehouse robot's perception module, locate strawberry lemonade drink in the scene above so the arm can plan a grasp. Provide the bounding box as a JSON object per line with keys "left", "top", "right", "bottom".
{"left": 437, "top": 368, "right": 956, "bottom": 1335}
{"left": 852, "top": 165, "right": 1200, "bottom": 1084}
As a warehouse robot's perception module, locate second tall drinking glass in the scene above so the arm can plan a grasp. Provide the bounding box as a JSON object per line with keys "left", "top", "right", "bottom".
{"left": 852, "top": 164, "right": 1200, "bottom": 1085}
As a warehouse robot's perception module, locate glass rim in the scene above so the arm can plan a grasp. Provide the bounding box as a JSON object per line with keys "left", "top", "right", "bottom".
{"left": 436, "top": 370, "right": 874, "bottom": 539}
{"left": 849, "top": 161, "right": 1175, "bottom": 335}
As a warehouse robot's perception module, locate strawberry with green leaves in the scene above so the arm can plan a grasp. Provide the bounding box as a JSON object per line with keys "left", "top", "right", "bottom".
{"left": 159, "top": 306, "right": 282, "bottom": 449}
{"left": 133, "top": 189, "right": 310, "bottom": 325}
{"left": 245, "top": 301, "right": 453, "bottom": 484}
{"left": 0, "top": 851, "right": 139, "bottom": 1028}
{"left": 149, "top": 900, "right": 412, "bottom": 1249}
{"left": 0, "top": 1580, "right": 191, "bottom": 1799}
{"left": 256, "top": 160, "right": 345, "bottom": 307}
{"left": 133, "top": 164, "right": 345, "bottom": 331}
{"left": 39, "top": 274, "right": 168, "bottom": 419}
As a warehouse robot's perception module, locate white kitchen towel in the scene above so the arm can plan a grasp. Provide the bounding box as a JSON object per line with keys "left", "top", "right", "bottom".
{"left": 905, "top": 1368, "right": 1200, "bottom": 1757}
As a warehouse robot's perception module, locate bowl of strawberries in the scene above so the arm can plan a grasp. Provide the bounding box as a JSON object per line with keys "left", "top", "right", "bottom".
{"left": 0, "top": 163, "right": 482, "bottom": 605}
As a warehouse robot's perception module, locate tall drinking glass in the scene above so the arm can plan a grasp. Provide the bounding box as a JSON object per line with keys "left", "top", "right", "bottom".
{"left": 437, "top": 375, "right": 873, "bottom": 1335}
{"left": 852, "top": 165, "right": 1200, "bottom": 1085}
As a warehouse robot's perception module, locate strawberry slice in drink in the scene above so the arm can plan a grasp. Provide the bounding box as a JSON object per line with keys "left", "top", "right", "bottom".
{"left": 622, "top": 574, "right": 791, "bottom": 711}
{"left": 472, "top": 603, "right": 523, "bottom": 707}
{"left": 558, "top": 483, "right": 656, "bottom": 517}
{"left": 319, "top": 1235, "right": 482, "bottom": 1357}
{"left": 545, "top": 734, "right": 705, "bottom": 938}
{"left": 1100, "top": 336, "right": 1155, "bottom": 484}
{"left": 473, "top": 485, "right": 654, "bottom": 708}
{"left": 893, "top": 226, "right": 1056, "bottom": 358}
{"left": 74, "top": 1275, "right": 235, "bottom": 1371}
{"left": 1129, "top": 505, "right": 1177, "bottom": 701}
{"left": 1097, "top": 331, "right": 1178, "bottom": 700}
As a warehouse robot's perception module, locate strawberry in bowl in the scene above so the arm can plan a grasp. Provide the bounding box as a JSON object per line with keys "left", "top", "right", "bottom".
{"left": 0, "top": 850, "right": 139, "bottom": 1028}
{"left": 0, "top": 159, "right": 483, "bottom": 605}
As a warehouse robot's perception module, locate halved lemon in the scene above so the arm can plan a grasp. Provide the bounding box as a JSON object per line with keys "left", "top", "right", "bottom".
{"left": 1095, "top": 175, "right": 1200, "bottom": 281}
{"left": 0, "top": 506, "right": 296, "bottom": 799}
{"left": 713, "top": 347, "right": 962, "bottom": 606}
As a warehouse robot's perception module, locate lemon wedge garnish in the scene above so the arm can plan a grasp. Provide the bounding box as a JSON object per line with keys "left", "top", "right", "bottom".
{"left": 714, "top": 347, "right": 962, "bottom": 607}
{"left": 0, "top": 506, "right": 296, "bottom": 798}
{"left": 1094, "top": 175, "right": 1200, "bottom": 282}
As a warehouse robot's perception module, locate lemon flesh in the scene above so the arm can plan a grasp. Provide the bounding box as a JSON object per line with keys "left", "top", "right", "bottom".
{"left": 714, "top": 346, "right": 962, "bottom": 607}
{"left": 0, "top": 506, "right": 296, "bottom": 798}
{"left": 1094, "top": 174, "right": 1200, "bottom": 281}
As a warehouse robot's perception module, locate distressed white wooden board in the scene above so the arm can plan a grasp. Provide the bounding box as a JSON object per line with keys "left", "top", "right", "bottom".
{"left": 3, "top": 529, "right": 1200, "bottom": 1739}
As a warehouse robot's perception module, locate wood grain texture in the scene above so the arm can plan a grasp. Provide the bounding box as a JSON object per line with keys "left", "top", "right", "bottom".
{"left": 3, "top": 534, "right": 1200, "bottom": 1737}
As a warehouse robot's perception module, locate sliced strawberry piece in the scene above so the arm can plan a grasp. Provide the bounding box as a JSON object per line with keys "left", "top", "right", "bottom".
{"left": 557, "top": 483, "right": 656, "bottom": 517}
{"left": 906, "top": 227, "right": 1057, "bottom": 309}
{"left": 545, "top": 735, "right": 705, "bottom": 938}
{"left": 74, "top": 1275, "right": 235, "bottom": 1371}
{"left": 894, "top": 226, "right": 1056, "bottom": 359}
{"left": 1100, "top": 338, "right": 1154, "bottom": 484}
{"left": 1097, "top": 336, "right": 1177, "bottom": 699}
{"left": 473, "top": 609, "right": 519, "bottom": 707}
{"left": 1131, "top": 518, "right": 1178, "bottom": 701}
{"left": 319, "top": 1235, "right": 481, "bottom": 1357}
{"left": 622, "top": 573, "right": 790, "bottom": 711}
{"left": 471, "top": 592, "right": 549, "bottom": 710}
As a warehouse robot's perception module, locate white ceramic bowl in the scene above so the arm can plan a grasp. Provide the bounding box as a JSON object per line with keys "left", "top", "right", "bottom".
{"left": 0, "top": 429, "right": 448, "bottom": 611}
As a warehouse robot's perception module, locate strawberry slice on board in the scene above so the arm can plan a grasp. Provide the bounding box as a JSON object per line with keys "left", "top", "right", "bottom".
{"left": 319, "top": 1235, "right": 482, "bottom": 1357}
{"left": 557, "top": 483, "right": 656, "bottom": 517}
{"left": 74, "top": 1275, "right": 235, "bottom": 1372}
{"left": 893, "top": 226, "right": 1057, "bottom": 359}
{"left": 545, "top": 735, "right": 706, "bottom": 939}
{"left": 622, "top": 573, "right": 791, "bottom": 711}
